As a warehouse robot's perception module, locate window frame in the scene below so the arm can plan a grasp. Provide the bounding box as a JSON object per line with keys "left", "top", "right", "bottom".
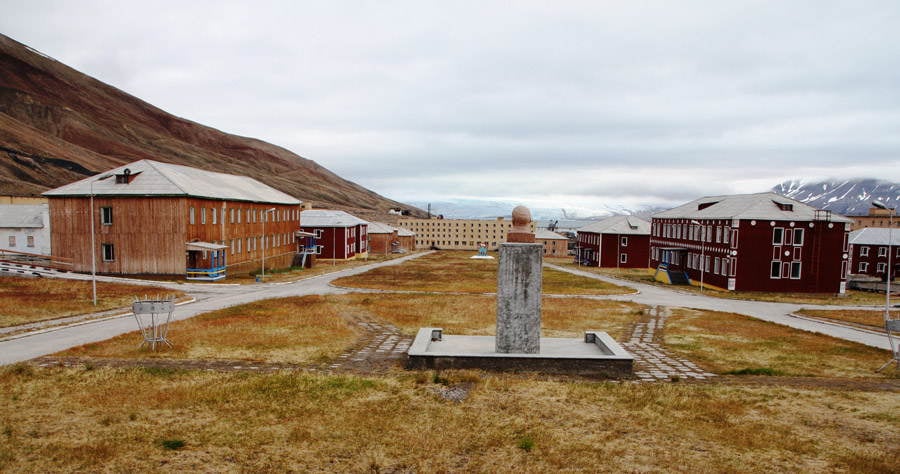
{"left": 101, "top": 243, "right": 115, "bottom": 262}
{"left": 100, "top": 206, "right": 113, "bottom": 226}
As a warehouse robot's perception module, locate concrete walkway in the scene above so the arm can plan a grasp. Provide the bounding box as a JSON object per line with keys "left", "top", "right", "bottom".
{"left": 0, "top": 252, "right": 432, "bottom": 366}
{"left": 545, "top": 263, "right": 891, "bottom": 350}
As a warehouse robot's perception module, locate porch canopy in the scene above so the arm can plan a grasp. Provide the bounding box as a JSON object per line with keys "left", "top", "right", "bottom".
{"left": 185, "top": 241, "right": 228, "bottom": 281}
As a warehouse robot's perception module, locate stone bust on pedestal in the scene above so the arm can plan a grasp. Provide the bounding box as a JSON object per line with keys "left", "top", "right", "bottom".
{"left": 506, "top": 205, "right": 535, "bottom": 243}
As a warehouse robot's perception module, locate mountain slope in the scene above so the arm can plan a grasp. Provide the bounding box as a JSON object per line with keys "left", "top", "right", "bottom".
{"left": 0, "top": 34, "right": 420, "bottom": 219}
{"left": 772, "top": 178, "right": 899, "bottom": 215}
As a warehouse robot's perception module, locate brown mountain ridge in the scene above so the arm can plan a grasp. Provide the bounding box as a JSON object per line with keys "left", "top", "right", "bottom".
{"left": 0, "top": 33, "right": 421, "bottom": 220}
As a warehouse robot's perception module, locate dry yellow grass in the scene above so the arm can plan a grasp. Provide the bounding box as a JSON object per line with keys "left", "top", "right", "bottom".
{"left": 663, "top": 308, "right": 897, "bottom": 378}
{"left": 0, "top": 366, "right": 896, "bottom": 472}
{"left": 0, "top": 277, "right": 184, "bottom": 328}
{"left": 59, "top": 296, "right": 359, "bottom": 364}
{"left": 797, "top": 308, "right": 899, "bottom": 328}
{"left": 58, "top": 294, "right": 643, "bottom": 361}
{"left": 333, "top": 250, "right": 631, "bottom": 295}
{"left": 343, "top": 293, "right": 643, "bottom": 339}
{"left": 556, "top": 262, "right": 890, "bottom": 305}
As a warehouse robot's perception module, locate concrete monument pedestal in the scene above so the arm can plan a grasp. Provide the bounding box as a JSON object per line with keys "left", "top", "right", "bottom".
{"left": 407, "top": 205, "right": 633, "bottom": 378}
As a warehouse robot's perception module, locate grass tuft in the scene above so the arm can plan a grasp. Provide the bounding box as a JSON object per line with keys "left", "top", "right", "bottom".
{"left": 725, "top": 368, "right": 784, "bottom": 376}
{"left": 160, "top": 439, "right": 186, "bottom": 450}
{"left": 517, "top": 435, "right": 535, "bottom": 452}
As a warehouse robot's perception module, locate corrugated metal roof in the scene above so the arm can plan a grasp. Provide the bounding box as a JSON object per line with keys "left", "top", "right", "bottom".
{"left": 577, "top": 215, "right": 651, "bottom": 235}
{"left": 0, "top": 204, "right": 46, "bottom": 228}
{"left": 535, "top": 229, "right": 568, "bottom": 240}
{"left": 367, "top": 222, "right": 397, "bottom": 234}
{"left": 43, "top": 159, "right": 301, "bottom": 205}
{"left": 653, "top": 192, "right": 853, "bottom": 223}
{"left": 186, "top": 241, "right": 228, "bottom": 251}
{"left": 396, "top": 227, "right": 415, "bottom": 237}
{"left": 849, "top": 227, "right": 900, "bottom": 246}
{"left": 300, "top": 209, "right": 369, "bottom": 228}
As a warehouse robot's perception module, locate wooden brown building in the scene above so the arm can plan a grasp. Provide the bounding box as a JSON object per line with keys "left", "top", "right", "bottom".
{"left": 43, "top": 160, "right": 301, "bottom": 280}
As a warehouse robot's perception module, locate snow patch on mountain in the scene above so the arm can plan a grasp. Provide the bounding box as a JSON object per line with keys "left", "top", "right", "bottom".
{"left": 772, "top": 178, "right": 899, "bottom": 215}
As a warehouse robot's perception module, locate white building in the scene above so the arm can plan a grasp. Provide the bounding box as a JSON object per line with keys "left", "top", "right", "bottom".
{"left": 0, "top": 204, "right": 51, "bottom": 255}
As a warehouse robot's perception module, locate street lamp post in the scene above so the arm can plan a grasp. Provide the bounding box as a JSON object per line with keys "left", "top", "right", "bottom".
{"left": 90, "top": 174, "right": 113, "bottom": 305}
{"left": 872, "top": 201, "right": 894, "bottom": 311}
{"left": 261, "top": 208, "right": 276, "bottom": 281}
{"left": 691, "top": 220, "right": 705, "bottom": 293}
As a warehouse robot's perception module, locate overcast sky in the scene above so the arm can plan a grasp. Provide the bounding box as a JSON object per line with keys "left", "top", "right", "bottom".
{"left": 3, "top": 1, "right": 900, "bottom": 213}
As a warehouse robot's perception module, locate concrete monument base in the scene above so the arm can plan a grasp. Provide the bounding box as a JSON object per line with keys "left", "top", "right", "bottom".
{"left": 407, "top": 328, "right": 634, "bottom": 379}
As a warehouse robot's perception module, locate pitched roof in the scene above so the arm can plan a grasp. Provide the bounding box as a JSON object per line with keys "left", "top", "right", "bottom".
{"left": 300, "top": 209, "right": 368, "bottom": 228}
{"left": 367, "top": 222, "right": 397, "bottom": 234}
{"left": 0, "top": 204, "right": 46, "bottom": 228}
{"left": 43, "top": 159, "right": 301, "bottom": 205}
{"left": 535, "top": 229, "right": 568, "bottom": 240}
{"left": 653, "top": 192, "right": 853, "bottom": 223}
{"left": 849, "top": 227, "right": 900, "bottom": 246}
{"left": 396, "top": 227, "right": 415, "bottom": 237}
{"left": 577, "top": 215, "right": 650, "bottom": 235}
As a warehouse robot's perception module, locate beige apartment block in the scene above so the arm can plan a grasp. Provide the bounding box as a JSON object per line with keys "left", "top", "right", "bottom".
{"left": 398, "top": 216, "right": 535, "bottom": 251}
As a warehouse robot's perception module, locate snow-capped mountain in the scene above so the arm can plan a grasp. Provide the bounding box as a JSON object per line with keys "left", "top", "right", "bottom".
{"left": 772, "top": 179, "right": 899, "bottom": 215}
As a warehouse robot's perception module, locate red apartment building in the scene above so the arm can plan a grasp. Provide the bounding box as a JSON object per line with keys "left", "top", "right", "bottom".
{"left": 650, "top": 193, "right": 852, "bottom": 293}
{"left": 43, "top": 160, "right": 302, "bottom": 280}
{"left": 576, "top": 215, "right": 650, "bottom": 268}
{"left": 299, "top": 209, "right": 368, "bottom": 260}
{"left": 849, "top": 227, "right": 898, "bottom": 281}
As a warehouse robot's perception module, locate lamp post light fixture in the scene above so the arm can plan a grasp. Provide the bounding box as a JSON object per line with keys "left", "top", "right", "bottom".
{"left": 691, "top": 220, "right": 705, "bottom": 293}
{"left": 261, "top": 208, "right": 276, "bottom": 281}
{"left": 90, "top": 174, "right": 113, "bottom": 305}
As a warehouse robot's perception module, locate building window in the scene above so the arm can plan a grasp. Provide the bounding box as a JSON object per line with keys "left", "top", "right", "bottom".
{"left": 772, "top": 228, "right": 784, "bottom": 245}
{"left": 714, "top": 257, "right": 720, "bottom": 275}
{"left": 101, "top": 243, "right": 115, "bottom": 262}
{"left": 201, "top": 208, "right": 207, "bottom": 224}
{"left": 212, "top": 208, "right": 217, "bottom": 225}
{"left": 101, "top": 207, "right": 113, "bottom": 225}
{"left": 877, "top": 263, "right": 887, "bottom": 273}
{"left": 858, "top": 262, "right": 868, "bottom": 273}
{"left": 8, "top": 236, "right": 15, "bottom": 247}
{"left": 859, "top": 246, "right": 869, "bottom": 257}
{"left": 723, "top": 227, "right": 730, "bottom": 244}
{"left": 790, "top": 261, "right": 802, "bottom": 279}
{"left": 770, "top": 261, "right": 782, "bottom": 278}
{"left": 237, "top": 238, "right": 242, "bottom": 254}
{"left": 793, "top": 228, "right": 804, "bottom": 246}
{"left": 621, "top": 236, "right": 628, "bottom": 247}
{"left": 878, "top": 247, "right": 887, "bottom": 257}
{"left": 230, "top": 208, "right": 235, "bottom": 224}
{"left": 27, "top": 235, "right": 34, "bottom": 247}
{"left": 841, "top": 261, "right": 848, "bottom": 279}
{"left": 620, "top": 253, "right": 627, "bottom": 264}
{"left": 189, "top": 207, "right": 195, "bottom": 225}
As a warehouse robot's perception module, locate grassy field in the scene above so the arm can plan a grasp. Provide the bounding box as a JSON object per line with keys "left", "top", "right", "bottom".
{"left": 663, "top": 308, "right": 896, "bottom": 379}
{"left": 0, "top": 277, "right": 184, "bottom": 328}
{"left": 797, "top": 308, "right": 898, "bottom": 329}
{"left": 59, "top": 294, "right": 645, "bottom": 360}
{"left": 0, "top": 365, "right": 896, "bottom": 472}
{"left": 59, "top": 296, "right": 360, "bottom": 364}
{"left": 333, "top": 251, "right": 631, "bottom": 295}
{"left": 554, "top": 262, "right": 891, "bottom": 306}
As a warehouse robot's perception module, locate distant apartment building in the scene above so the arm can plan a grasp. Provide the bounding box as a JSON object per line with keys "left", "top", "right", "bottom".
{"left": 398, "top": 217, "right": 535, "bottom": 251}
{"left": 299, "top": 210, "right": 368, "bottom": 260}
{"left": 535, "top": 229, "right": 570, "bottom": 258}
{"left": 576, "top": 215, "right": 650, "bottom": 268}
{"left": 849, "top": 227, "right": 898, "bottom": 280}
{"left": 0, "top": 203, "right": 51, "bottom": 255}
{"left": 43, "top": 160, "right": 302, "bottom": 280}
{"left": 650, "top": 193, "right": 852, "bottom": 293}
{"left": 848, "top": 206, "right": 898, "bottom": 230}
